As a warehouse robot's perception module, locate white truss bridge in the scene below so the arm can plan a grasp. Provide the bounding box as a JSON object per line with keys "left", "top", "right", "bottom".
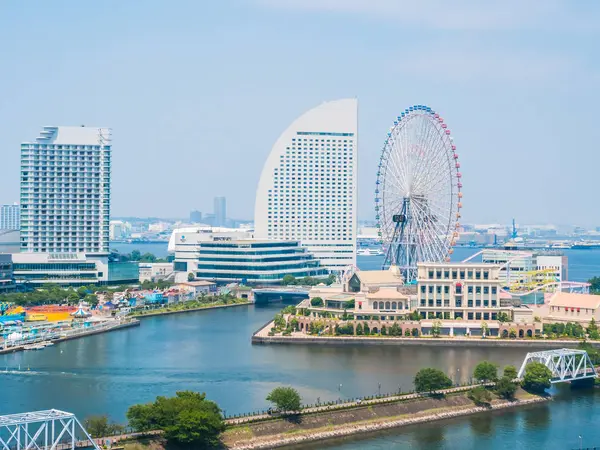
{"left": 518, "top": 348, "right": 598, "bottom": 383}
{"left": 0, "top": 409, "right": 100, "bottom": 450}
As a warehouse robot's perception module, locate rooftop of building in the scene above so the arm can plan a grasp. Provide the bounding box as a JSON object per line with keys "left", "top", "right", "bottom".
{"left": 23, "top": 126, "right": 111, "bottom": 145}
{"left": 177, "top": 281, "right": 216, "bottom": 287}
{"left": 355, "top": 268, "right": 403, "bottom": 285}
{"left": 417, "top": 262, "right": 499, "bottom": 268}
{"left": 366, "top": 287, "right": 409, "bottom": 300}
{"left": 548, "top": 292, "right": 600, "bottom": 309}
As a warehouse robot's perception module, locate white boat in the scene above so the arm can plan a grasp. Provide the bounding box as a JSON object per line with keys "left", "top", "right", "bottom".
{"left": 357, "top": 248, "right": 385, "bottom": 256}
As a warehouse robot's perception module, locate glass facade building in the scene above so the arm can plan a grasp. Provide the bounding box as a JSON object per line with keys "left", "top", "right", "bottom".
{"left": 174, "top": 240, "right": 329, "bottom": 285}
{"left": 20, "top": 126, "right": 111, "bottom": 255}
{"left": 0, "top": 204, "right": 20, "bottom": 231}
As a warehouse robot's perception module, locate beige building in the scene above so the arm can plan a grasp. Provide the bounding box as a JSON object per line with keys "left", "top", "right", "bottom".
{"left": 543, "top": 292, "right": 600, "bottom": 325}
{"left": 303, "top": 263, "right": 539, "bottom": 337}
{"left": 139, "top": 262, "right": 174, "bottom": 283}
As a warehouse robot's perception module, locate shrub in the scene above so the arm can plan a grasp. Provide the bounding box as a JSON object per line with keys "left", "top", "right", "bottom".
{"left": 310, "top": 297, "right": 324, "bottom": 307}
{"left": 468, "top": 386, "right": 492, "bottom": 406}
{"left": 495, "top": 376, "right": 518, "bottom": 399}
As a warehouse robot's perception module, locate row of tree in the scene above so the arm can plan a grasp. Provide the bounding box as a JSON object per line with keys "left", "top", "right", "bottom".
{"left": 281, "top": 274, "right": 337, "bottom": 286}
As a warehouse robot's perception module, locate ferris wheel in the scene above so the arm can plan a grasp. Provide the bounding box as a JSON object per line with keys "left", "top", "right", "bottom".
{"left": 375, "top": 105, "right": 462, "bottom": 282}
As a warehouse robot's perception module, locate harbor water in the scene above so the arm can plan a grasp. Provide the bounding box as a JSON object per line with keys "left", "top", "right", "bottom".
{"left": 0, "top": 246, "right": 599, "bottom": 448}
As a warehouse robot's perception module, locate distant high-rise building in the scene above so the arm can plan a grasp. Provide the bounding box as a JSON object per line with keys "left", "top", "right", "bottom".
{"left": 254, "top": 99, "right": 358, "bottom": 272}
{"left": 190, "top": 210, "right": 202, "bottom": 223}
{"left": 20, "top": 126, "right": 111, "bottom": 255}
{"left": 0, "top": 203, "right": 20, "bottom": 230}
{"left": 214, "top": 197, "right": 226, "bottom": 227}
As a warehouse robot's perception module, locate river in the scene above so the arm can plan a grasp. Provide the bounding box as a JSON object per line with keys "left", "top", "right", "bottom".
{"left": 1, "top": 246, "right": 599, "bottom": 448}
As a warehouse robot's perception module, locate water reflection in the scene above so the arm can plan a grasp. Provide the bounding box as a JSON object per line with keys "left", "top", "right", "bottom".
{"left": 469, "top": 413, "right": 494, "bottom": 437}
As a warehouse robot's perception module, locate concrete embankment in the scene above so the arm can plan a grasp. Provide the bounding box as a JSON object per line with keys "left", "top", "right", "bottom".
{"left": 226, "top": 395, "right": 549, "bottom": 450}
{"left": 252, "top": 321, "right": 600, "bottom": 348}
{"left": 131, "top": 301, "right": 251, "bottom": 319}
{"left": 0, "top": 319, "right": 140, "bottom": 355}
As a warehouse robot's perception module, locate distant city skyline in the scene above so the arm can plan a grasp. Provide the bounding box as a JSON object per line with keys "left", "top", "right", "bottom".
{"left": 1, "top": 2, "right": 599, "bottom": 225}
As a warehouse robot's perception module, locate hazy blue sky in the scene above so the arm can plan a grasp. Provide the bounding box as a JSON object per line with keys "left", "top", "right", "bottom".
{"left": 1, "top": 1, "right": 599, "bottom": 226}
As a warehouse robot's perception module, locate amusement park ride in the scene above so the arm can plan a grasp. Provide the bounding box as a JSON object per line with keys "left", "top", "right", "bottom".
{"left": 374, "top": 104, "right": 589, "bottom": 297}
{"left": 376, "top": 105, "right": 462, "bottom": 283}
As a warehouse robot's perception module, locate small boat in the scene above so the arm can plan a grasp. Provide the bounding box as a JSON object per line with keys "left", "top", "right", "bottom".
{"left": 40, "top": 341, "right": 54, "bottom": 347}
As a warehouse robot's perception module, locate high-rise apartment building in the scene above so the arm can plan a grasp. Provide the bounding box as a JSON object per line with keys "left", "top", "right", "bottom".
{"left": 254, "top": 99, "right": 358, "bottom": 272}
{"left": 214, "top": 197, "right": 226, "bottom": 227}
{"left": 0, "top": 203, "right": 20, "bottom": 230}
{"left": 20, "top": 126, "right": 111, "bottom": 255}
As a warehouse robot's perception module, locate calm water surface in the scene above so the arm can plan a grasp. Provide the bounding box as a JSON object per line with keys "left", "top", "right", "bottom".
{"left": 1, "top": 246, "right": 599, "bottom": 449}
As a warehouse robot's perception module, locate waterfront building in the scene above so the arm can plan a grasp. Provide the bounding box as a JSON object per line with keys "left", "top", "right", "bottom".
{"left": 541, "top": 292, "right": 600, "bottom": 326}
{"left": 254, "top": 99, "right": 358, "bottom": 272}
{"left": 20, "top": 126, "right": 111, "bottom": 255}
{"left": 301, "top": 262, "right": 539, "bottom": 337}
{"left": 214, "top": 197, "right": 226, "bottom": 227}
{"left": 139, "top": 262, "right": 174, "bottom": 282}
{"left": 0, "top": 254, "right": 15, "bottom": 293}
{"left": 189, "top": 210, "right": 202, "bottom": 223}
{"left": 170, "top": 227, "right": 328, "bottom": 284}
{"left": 176, "top": 280, "right": 217, "bottom": 297}
{"left": 0, "top": 203, "right": 20, "bottom": 230}
{"left": 11, "top": 253, "right": 138, "bottom": 287}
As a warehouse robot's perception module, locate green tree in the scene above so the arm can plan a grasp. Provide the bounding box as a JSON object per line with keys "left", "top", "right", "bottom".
{"left": 310, "top": 297, "right": 324, "bottom": 307}
{"left": 497, "top": 312, "right": 511, "bottom": 323}
{"left": 84, "top": 294, "right": 99, "bottom": 307}
{"left": 431, "top": 319, "right": 442, "bottom": 337}
{"left": 414, "top": 368, "right": 453, "bottom": 393}
{"left": 83, "top": 415, "right": 125, "bottom": 438}
{"left": 126, "top": 391, "right": 224, "bottom": 449}
{"left": 495, "top": 376, "right": 518, "bottom": 400}
{"left": 473, "top": 361, "right": 498, "bottom": 383}
{"left": 503, "top": 365, "right": 518, "bottom": 380}
{"left": 355, "top": 323, "right": 364, "bottom": 335}
{"left": 468, "top": 386, "right": 492, "bottom": 406}
{"left": 481, "top": 321, "right": 489, "bottom": 337}
{"left": 130, "top": 250, "right": 141, "bottom": 261}
{"left": 509, "top": 328, "right": 517, "bottom": 338}
{"left": 404, "top": 328, "right": 411, "bottom": 337}
{"left": 589, "top": 276, "right": 600, "bottom": 294}
{"left": 187, "top": 272, "right": 195, "bottom": 282}
{"left": 521, "top": 362, "right": 552, "bottom": 394}
{"left": 281, "top": 274, "right": 296, "bottom": 286}
{"left": 578, "top": 341, "right": 600, "bottom": 365}
{"left": 587, "top": 317, "right": 600, "bottom": 339}
{"left": 273, "top": 313, "right": 286, "bottom": 329}
{"left": 325, "top": 274, "right": 337, "bottom": 285}
{"left": 266, "top": 387, "right": 301, "bottom": 412}
{"left": 408, "top": 311, "right": 421, "bottom": 321}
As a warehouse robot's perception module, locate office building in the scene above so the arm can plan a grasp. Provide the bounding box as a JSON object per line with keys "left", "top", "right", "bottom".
{"left": 109, "top": 220, "right": 131, "bottom": 240}
{"left": 214, "top": 197, "right": 226, "bottom": 227}
{"left": 0, "top": 204, "right": 20, "bottom": 230}
{"left": 189, "top": 210, "right": 202, "bottom": 223}
{"left": 20, "top": 126, "right": 111, "bottom": 255}
{"left": 254, "top": 99, "right": 358, "bottom": 272}
{"left": 170, "top": 227, "right": 328, "bottom": 285}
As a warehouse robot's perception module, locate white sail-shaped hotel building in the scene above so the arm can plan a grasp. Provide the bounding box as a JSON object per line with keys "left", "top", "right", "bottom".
{"left": 254, "top": 99, "right": 358, "bottom": 272}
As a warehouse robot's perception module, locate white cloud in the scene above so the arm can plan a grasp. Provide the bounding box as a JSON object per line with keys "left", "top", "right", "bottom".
{"left": 256, "top": 0, "right": 598, "bottom": 32}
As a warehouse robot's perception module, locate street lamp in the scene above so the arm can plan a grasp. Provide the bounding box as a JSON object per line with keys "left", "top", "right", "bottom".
{"left": 579, "top": 435, "right": 583, "bottom": 450}
{"left": 378, "top": 382, "right": 381, "bottom": 397}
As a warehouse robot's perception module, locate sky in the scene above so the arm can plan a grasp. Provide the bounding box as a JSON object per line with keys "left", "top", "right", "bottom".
{"left": 0, "top": 0, "right": 599, "bottom": 226}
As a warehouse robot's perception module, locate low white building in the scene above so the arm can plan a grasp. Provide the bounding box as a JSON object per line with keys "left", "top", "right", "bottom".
{"left": 177, "top": 280, "right": 217, "bottom": 297}
{"left": 139, "top": 262, "right": 174, "bottom": 282}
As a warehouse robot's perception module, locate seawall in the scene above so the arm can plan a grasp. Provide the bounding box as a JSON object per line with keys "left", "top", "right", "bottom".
{"left": 228, "top": 395, "right": 549, "bottom": 449}
{"left": 252, "top": 331, "right": 600, "bottom": 348}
